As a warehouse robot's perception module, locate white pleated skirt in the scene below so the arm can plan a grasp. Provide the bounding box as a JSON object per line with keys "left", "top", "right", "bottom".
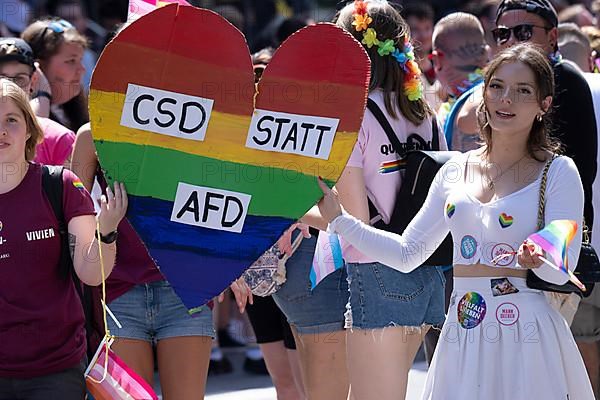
{"left": 422, "top": 277, "right": 594, "bottom": 400}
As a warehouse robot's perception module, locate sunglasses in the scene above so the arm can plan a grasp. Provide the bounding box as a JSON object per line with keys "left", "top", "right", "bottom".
{"left": 491, "top": 24, "right": 551, "bottom": 45}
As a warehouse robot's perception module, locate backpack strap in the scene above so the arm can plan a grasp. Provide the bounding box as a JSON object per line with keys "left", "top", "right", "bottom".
{"left": 367, "top": 98, "right": 440, "bottom": 152}
{"left": 431, "top": 115, "right": 440, "bottom": 151}
{"left": 41, "top": 165, "right": 72, "bottom": 280}
{"left": 366, "top": 99, "right": 404, "bottom": 154}
{"left": 365, "top": 99, "right": 440, "bottom": 222}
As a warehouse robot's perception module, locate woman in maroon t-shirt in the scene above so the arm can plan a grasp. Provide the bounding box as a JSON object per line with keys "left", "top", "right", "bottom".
{"left": 0, "top": 79, "right": 127, "bottom": 399}
{"left": 71, "top": 122, "right": 252, "bottom": 399}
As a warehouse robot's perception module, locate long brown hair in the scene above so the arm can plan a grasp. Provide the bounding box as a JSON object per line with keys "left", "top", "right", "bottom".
{"left": 335, "top": 1, "right": 432, "bottom": 125}
{"left": 0, "top": 79, "right": 44, "bottom": 161}
{"left": 477, "top": 42, "right": 560, "bottom": 160}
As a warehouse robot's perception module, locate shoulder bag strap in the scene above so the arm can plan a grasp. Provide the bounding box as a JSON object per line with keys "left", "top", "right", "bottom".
{"left": 537, "top": 154, "right": 558, "bottom": 230}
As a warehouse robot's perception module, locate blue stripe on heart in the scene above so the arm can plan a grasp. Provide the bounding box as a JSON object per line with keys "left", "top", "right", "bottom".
{"left": 126, "top": 195, "right": 295, "bottom": 308}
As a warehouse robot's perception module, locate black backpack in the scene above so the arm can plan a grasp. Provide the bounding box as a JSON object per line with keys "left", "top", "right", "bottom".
{"left": 366, "top": 99, "right": 459, "bottom": 266}
{"left": 41, "top": 165, "right": 104, "bottom": 358}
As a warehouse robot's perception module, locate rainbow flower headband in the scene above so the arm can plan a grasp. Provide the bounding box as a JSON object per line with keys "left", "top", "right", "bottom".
{"left": 352, "top": 0, "right": 423, "bottom": 101}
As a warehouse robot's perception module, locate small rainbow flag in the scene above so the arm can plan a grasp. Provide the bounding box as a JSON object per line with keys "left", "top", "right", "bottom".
{"left": 378, "top": 159, "right": 405, "bottom": 174}
{"left": 310, "top": 232, "right": 344, "bottom": 289}
{"left": 128, "top": 0, "right": 189, "bottom": 21}
{"left": 528, "top": 219, "right": 585, "bottom": 290}
{"left": 73, "top": 180, "right": 85, "bottom": 190}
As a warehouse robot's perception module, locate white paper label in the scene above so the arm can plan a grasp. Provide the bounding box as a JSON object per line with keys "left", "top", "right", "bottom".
{"left": 246, "top": 109, "right": 339, "bottom": 160}
{"left": 120, "top": 83, "right": 214, "bottom": 141}
{"left": 170, "top": 183, "right": 251, "bottom": 233}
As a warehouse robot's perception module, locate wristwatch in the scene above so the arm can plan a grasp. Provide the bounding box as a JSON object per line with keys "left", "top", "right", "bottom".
{"left": 33, "top": 91, "right": 52, "bottom": 101}
{"left": 96, "top": 229, "right": 118, "bottom": 244}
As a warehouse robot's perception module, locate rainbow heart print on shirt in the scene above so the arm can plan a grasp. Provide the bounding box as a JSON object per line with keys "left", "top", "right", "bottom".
{"left": 499, "top": 213, "right": 514, "bottom": 228}
{"left": 446, "top": 203, "right": 455, "bottom": 218}
{"left": 89, "top": 5, "right": 370, "bottom": 311}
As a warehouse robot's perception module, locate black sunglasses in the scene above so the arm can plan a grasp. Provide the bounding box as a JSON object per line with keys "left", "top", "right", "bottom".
{"left": 491, "top": 24, "right": 551, "bottom": 45}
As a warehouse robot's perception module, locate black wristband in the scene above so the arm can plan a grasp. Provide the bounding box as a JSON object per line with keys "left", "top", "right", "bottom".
{"left": 96, "top": 229, "right": 118, "bottom": 244}
{"left": 33, "top": 91, "right": 52, "bottom": 101}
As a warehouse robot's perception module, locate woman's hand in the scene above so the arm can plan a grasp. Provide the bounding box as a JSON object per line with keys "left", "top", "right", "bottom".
{"left": 219, "top": 278, "right": 253, "bottom": 313}
{"left": 276, "top": 222, "right": 311, "bottom": 256}
{"left": 518, "top": 240, "right": 544, "bottom": 269}
{"left": 97, "top": 182, "right": 128, "bottom": 234}
{"left": 317, "top": 178, "right": 343, "bottom": 223}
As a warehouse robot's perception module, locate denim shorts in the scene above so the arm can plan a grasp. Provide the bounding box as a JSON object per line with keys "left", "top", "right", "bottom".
{"left": 345, "top": 262, "right": 446, "bottom": 329}
{"left": 272, "top": 234, "right": 348, "bottom": 335}
{"left": 107, "top": 280, "right": 215, "bottom": 341}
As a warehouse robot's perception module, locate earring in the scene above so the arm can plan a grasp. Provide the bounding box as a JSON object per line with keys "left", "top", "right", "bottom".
{"left": 536, "top": 113, "right": 543, "bottom": 122}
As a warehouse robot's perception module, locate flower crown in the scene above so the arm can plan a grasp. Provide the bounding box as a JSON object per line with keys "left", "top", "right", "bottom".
{"left": 351, "top": 0, "right": 423, "bottom": 101}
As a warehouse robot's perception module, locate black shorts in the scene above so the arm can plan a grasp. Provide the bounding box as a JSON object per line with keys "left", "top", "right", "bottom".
{"left": 0, "top": 357, "right": 86, "bottom": 400}
{"left": 246, "top": 295, "right": 296, "bottom": 350}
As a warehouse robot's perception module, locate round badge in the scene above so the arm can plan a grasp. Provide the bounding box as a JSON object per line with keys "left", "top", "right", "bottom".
{"left": 496, "top": 302, "right": 520, "bottom": 326}
{"left": 0, "top": 221, "right": 3, "bottom": 232}
{"left": 457, "top": 292, "right": 487, "bottom": 329}
{"left": 490, "top": 243, "right": 516, "bottom": 266}
{"left": 460, "top": 235, "right": 477, "bottom": 259}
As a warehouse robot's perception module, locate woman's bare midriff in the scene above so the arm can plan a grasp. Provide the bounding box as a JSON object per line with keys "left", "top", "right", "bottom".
{"left": 453, "top": 264, "right": 528, "bottom": 278}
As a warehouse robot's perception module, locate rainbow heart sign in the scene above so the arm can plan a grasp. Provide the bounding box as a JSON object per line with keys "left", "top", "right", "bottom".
{"left": 89, "top": 4, "right": 370, "bottom": 311}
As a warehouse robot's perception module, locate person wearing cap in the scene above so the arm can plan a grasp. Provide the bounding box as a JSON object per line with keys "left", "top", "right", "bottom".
{"left": 0, "top": 38, "right": 75, "bottom": 167}
{"left": 495, "top": 0, "right": 597, "bottom": 230}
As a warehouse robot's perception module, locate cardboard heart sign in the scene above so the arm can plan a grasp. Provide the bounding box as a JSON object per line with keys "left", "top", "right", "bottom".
{"left": 90, "top": 4, "right": 370, "bottom": 311}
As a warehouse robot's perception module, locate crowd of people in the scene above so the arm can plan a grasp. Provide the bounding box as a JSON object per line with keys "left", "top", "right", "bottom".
{"left": 2, "top": 0, "right": 600, "bottom": 399}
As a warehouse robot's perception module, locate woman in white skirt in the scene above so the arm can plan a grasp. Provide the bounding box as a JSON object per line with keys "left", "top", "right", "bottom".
{"left": 316, "top": 42, "right": 595, "bottom": 400}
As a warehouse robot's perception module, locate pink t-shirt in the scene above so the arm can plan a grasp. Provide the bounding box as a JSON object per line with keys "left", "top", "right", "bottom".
{"left": 0, "top": 164, "right": 95, "bottom": 378}
{"left": 34, "top": 117, "right": 75, "bottom": 166}
{"left": 342, "top": 90, "right": 447, "bottom": 263}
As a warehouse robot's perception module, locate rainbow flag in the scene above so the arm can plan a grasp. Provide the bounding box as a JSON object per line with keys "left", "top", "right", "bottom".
{"left": 528, "top": 219, "right": 584, "bottom": 289}
{"left": 85, "top": 339, "right": 158, "bottom": 400}
{"left": 310, "top": 232, "right": 344, "bottom": 289}
{"left": 378, "top": 159, "right": 405, "bottom": 174}
{"left": 128, "top": 0, "right": 189, "bottom": 21}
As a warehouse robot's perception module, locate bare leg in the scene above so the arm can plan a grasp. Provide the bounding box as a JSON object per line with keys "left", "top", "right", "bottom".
{"left": 260, "top": 341, "right": 303, "bottom": 400}
{"left": 577, "top": 341, "right": 600, "bottom": 397}
{"left": 111, "top": 339, "right": 155, "bottom": 386}
{"left": 287, "top": 348, "right": 307, "bottom": 399}
{"left": 156, "top": 336, "right": 212, "bottom": 399}
{"left": 293, "top": 327, "right": 349, "bottom": 400}
{"left": 346, "top": 325, "right": 429, "bottom": 400}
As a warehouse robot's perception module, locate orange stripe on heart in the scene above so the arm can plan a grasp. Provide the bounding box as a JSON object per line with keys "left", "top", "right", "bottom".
{"left": 499, "top": 213, "right": 514, "bottom": 228}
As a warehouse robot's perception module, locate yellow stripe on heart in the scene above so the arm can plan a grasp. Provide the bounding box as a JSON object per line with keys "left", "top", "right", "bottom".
{"left": 90, "top": 88, "right": 357, "bottom": 181}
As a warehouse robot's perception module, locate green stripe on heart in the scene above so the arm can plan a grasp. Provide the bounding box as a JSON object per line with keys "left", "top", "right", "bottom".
{"left": 96, "top": 141, "right": 335, "bottom": 218}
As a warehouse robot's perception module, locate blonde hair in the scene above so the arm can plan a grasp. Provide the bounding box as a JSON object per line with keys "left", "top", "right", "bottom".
{"left": 0, "top": 79, "right": 43, "bottom": 161}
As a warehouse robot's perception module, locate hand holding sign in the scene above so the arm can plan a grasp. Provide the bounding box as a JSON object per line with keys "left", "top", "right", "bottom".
{"left": 90, "top": 4, "right": 370, "bottom": 311}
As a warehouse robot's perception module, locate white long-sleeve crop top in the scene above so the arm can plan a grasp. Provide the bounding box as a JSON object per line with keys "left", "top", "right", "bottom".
{"left": 329, "top": 152, "right": 584, "bottom": 285}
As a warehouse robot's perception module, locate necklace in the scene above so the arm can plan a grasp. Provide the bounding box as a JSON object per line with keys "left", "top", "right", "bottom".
{"left": 483, "top": 154, "right": 527, "bottom": 191}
